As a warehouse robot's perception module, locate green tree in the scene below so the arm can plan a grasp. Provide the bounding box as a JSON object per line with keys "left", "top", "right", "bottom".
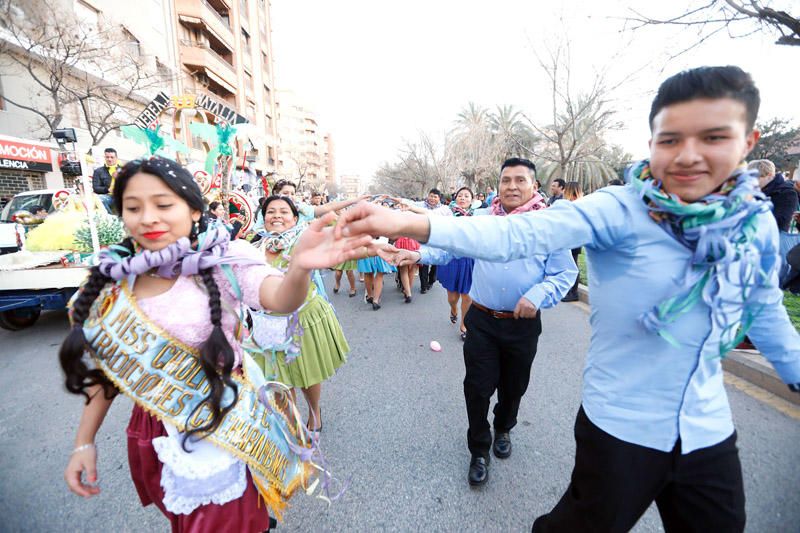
{"left": 489, "top": 104, "right": 537, "bottom": 160}
{"left": 451, "top": 102, "right": 500, "bottom": 190}
{"left": 751, "top": 117, "right": 800, "bottom": 170}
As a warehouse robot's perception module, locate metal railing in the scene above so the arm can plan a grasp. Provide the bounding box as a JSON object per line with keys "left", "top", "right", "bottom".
{"left": 201, "top": 0, "right": 231, "bottom": 29}
{"left": 179, "top": 39, "right": 235, "bottom": 71}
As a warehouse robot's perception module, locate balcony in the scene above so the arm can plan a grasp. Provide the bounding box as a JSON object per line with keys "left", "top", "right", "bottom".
{"left": 180, "top": 39, "right": 238, "bottom": 94}
{"left": 176, "top": 0, "right": 234, "bottom": 51}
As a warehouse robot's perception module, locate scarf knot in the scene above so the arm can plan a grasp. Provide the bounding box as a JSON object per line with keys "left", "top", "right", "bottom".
{"left": 258, "top": 223, "right": 307, "bottom": 255}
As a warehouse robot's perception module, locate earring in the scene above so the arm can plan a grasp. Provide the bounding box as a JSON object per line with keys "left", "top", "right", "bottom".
{"left": 191, "top": 220, "right": 199, "bottom": 239}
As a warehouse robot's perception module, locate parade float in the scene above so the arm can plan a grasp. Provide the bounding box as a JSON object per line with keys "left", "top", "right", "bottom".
{"left": 0, "top": 92, "right": 262, "bottom": 330}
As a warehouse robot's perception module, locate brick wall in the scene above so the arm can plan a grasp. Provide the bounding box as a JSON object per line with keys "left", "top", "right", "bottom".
{"left": 0, "top": 170, "right": 46, "bottom": 201}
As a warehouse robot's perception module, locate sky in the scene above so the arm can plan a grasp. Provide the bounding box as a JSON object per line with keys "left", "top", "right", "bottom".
{"left": 270, "top": 0, "right": 800, "bottom": 181}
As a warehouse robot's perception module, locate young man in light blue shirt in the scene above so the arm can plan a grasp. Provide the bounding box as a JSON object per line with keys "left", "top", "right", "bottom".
{"left": 343, "top": 66, "right": 800, "bottom": 532}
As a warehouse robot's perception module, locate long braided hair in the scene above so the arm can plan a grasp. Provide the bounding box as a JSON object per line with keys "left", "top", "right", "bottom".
{"left": 59, "top": 157, "right": 238, "bottom": 444}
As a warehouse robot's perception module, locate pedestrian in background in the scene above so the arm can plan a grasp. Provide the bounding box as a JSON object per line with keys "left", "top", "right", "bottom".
{"left": 436, "top": 186, "right": 476, "bottom": 339}
{"left": 91, "top": 147, "right": 119, "bottom": 213}
{"left": 561, "top": 181, "right": 583, "bottom": 302}
{"left": 409, "top": 188, "right": 450, "bottom": 293}
{"left": 547, "top": 178, "right": 565, "bottom": 206}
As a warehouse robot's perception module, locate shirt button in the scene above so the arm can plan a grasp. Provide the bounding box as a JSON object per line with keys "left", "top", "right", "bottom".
{"left": 501, "top": 288, "right": 506, "bottom": 291}
{"left": 504, "top": 266, "right": 509, "bottom": 270}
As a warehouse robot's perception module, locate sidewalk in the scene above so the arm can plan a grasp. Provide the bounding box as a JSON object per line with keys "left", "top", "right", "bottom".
{"left": 576, "top": 284, "right": 800, "bottom": 406}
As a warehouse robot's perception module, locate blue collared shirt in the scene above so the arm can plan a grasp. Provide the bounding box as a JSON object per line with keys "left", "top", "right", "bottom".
{"left": 419, "top": 208, "right": 577, "bottom": 311}
{"left": 427, "top": 185, "right": 800, "bottom": 453}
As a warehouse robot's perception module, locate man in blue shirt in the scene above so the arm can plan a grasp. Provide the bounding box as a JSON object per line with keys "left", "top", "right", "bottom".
{"left": 344, "top": 66, "right": 800, "bottom": 532}
{"left": 394, "top": 158, "right": 577, "bottom": 486}
{"left": 415, "top": 188, "right": 450, "bottom": 293}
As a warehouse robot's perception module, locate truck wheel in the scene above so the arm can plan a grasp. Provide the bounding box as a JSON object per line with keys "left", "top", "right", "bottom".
{"left": 0, "top": 307, "right": 42, "bottom": 330}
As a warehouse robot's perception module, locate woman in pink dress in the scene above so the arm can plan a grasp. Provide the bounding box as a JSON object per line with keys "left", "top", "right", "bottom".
{"left": 59, "top": 157, "right": 370, "bottom": 532}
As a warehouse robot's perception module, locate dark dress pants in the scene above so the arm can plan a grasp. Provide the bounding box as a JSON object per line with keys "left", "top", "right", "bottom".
{"left": 564, "top": 248, "right": 581, "bottom": 299}
{"left": 532, "top": 407, "right": 746, "bottom": 533}
{"left": 419, "top": 264, "right": 437, "bottom": 290}
{"left": 463, "top": 306, "right": 542, "bottom": 458}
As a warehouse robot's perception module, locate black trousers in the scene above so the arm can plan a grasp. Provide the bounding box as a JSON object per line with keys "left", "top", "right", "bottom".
{"left": 419, "top": 264, "right": 437, "bottom": 290}
{"left": 564, "top": 248, "right": 581, "bottom": 299}
{"left": 463, "top": 306, "right": 542, "bottom": 458}
{"left": 532, "top": 407, "right": 746, "bottom": 533}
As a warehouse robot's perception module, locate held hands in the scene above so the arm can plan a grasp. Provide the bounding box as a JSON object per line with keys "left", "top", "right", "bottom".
{"left": 291, "top": 212, "right": 373, "bottom": 270}
{"left": 376, "top": 246, "right": 420, "bottom": 267}
{"left": 65, "top": 445, "right": 100, "bottom": 498}
{"left": 335, "top": 201, "right": 426, "bottom": 241}
{"left": 513, "top": 297, "right": 538, "bottom": 319}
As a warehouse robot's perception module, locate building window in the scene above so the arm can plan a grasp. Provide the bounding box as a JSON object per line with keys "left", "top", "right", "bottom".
{"left": 262, "top": 52, "right": 271, "bottom": 77}
{"left": 241, "top": 28, "right": 251, "bottom": 57}
{"left": 75, "top": 1, "right": 99, "bottom": 30}
{"left": 122, "top": 29, "right": 142, "bottom": 59}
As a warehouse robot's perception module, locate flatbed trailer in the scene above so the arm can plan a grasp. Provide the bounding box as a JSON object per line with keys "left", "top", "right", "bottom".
{"left": 0, "top": 253, "right": 88, "bottom": 330}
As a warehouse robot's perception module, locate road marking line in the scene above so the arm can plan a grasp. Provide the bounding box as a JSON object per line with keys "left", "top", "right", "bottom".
{"left": 724, "top": 373, "right": 800, "bottom": 421}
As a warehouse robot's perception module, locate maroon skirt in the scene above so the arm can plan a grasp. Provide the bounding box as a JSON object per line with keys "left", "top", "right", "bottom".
{"left": 126, "top": 404, "right": 270, "bottom": 533}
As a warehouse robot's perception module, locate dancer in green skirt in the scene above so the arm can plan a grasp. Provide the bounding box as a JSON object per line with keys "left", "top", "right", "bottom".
{"left": 251, "top": 195, "right": 351, "bottom": 433}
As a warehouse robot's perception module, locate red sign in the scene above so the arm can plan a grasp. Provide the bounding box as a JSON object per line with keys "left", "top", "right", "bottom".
{"left": 0, "top": 139, "right": 54, "bottom": 172}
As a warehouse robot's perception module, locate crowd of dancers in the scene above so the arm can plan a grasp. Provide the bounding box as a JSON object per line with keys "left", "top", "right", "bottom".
{"left": 58, "top": 65, "right": 800, "bottom": 533}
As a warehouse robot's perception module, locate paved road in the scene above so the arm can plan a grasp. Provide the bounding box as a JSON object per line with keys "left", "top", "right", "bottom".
{"left": 1, "top": 272, "right": 798, "bottom": 532}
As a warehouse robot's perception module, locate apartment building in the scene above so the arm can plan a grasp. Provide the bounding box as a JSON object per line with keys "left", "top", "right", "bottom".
{"left": 275, "top": 89, "right": 333, "bottom": 192}
{"left": 324, "top": 133, "right": 336, "bottom": 192}
{"left": 339, "top": 174, "right": 364, "bottom": 198}
{"left": 173, "top": 0, "right": 279, "bottom": 174}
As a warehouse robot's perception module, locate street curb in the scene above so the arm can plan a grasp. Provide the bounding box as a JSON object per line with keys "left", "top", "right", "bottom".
{"left": 722, "top": 351, "right": 800, "bottom": 406}
{"left": 575, "top": 284, "right": 798, "bottom": 406}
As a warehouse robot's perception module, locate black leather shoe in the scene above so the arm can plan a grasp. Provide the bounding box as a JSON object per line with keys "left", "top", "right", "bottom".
{"left": 468, "top": 455, "right": 489, "bottom": 486}
{"left": 493, "top": 432, "right": 512, "bottom": 459}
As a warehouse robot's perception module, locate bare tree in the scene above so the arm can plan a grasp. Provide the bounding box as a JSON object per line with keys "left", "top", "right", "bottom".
{"left": 450, "top": 102, "right": 503, "bottom": 190}
{"left": 281, "top": 148, "right": 317, "bottom": 190}
{"left": 369, "top": 132, "right": 453, "bottom": 198}
{"left": 626, "top": 1, "right": 799, "bottom": 57}
{"left": 0, "top": 0, "right": 170, "bottom": 145}
{"left": 524, "top": 41, "right": 622, "bottom": 192}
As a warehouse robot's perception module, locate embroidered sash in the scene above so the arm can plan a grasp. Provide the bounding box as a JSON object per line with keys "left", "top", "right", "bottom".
{"left": 83, "top": 280, "right": 311, "bottom": 515}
